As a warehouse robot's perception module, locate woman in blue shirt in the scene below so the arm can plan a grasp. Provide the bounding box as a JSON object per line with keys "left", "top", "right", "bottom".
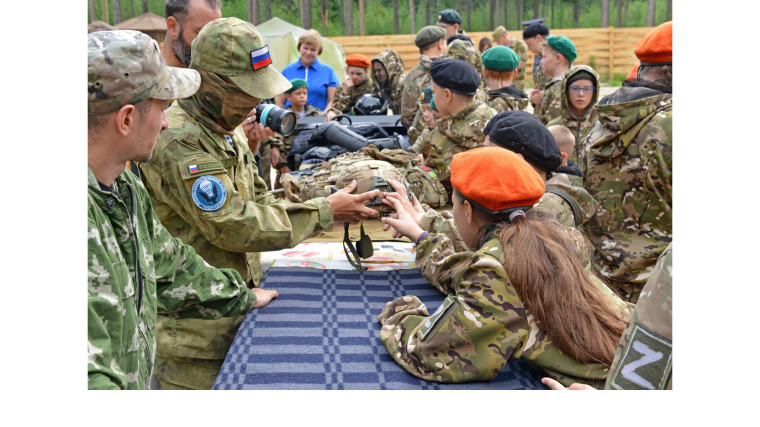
{"left": 276, "top": 29, "right": 339, "bottom": 112}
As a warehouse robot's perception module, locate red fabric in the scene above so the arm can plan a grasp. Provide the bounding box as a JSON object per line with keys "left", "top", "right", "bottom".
{"left": 450, "top": 147, "right": 545, "bottom": 212}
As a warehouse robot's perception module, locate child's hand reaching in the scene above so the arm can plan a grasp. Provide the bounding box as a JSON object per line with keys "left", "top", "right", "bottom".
{"left": 380, "top": 195, "right": 425, "bottom": 243}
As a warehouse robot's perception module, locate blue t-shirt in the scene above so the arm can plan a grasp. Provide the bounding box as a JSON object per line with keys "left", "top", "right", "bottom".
{"left": 281, "top": 58, "right": 339, "bottom": 111}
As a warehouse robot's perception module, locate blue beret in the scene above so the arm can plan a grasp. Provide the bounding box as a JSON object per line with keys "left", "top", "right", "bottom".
{"left": 430, "top": 58, "right": 480, "bottom": 95}
{"left": 486, "top": 111, "right": 562, "bottom": 173}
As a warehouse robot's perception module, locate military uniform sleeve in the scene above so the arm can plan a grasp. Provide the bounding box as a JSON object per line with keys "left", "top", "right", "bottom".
{"left": 328, "top": 82, "right": 351, "bottom": 115}
{"left": 378, "top": 242, "right": 528, "bottom": 382}
{"left": 419, "top": 209, "right": 468, "bottom": 252}
{"left": 146, "top": 138, "right": 333, "bottom": 254}
{"left": 144, "top": 205, "right": 257, "bottom": 319}
{"left": 400, "top": 79, "right": 419, "bottom": 128}
{"left": 88, "top": 302, "right": 126, "bottom": 390}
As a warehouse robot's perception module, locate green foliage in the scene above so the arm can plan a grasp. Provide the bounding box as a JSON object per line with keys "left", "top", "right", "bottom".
{"left": 89, "top": 0, "right": 672, "bottom": 34}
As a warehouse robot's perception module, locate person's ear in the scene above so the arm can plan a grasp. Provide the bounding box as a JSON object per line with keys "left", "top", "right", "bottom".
{"left": 463, "top": 200, "right": 474, "bottom": 224}
{"left": 444, "top": 88, "right": 453, "bottom": 104}
{"left": 115, "top": 104, "right": 136, "bottom": 137}
{"left": 166, "top": 16, "right": 180, "bottom": 39}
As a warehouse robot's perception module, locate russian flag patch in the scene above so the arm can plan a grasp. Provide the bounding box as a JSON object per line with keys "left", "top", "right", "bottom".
{"left": 250, "top": 45, "right": 272, "bottom": 70}
{"left": 189, "top": 164, "right": 199, "bottom": 173}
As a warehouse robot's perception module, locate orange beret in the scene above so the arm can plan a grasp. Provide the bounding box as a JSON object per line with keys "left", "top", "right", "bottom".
{"left": 626, "top": 62, "right": 640, "bottom": 80}
{"left": 450, "top": 147, "right": 545, "bottom": 213}
{"left": 634, "top": 21, "right": 672, "bottom": 65}
{"left": 345, "top": 53, "right": 371, "bottom": 68}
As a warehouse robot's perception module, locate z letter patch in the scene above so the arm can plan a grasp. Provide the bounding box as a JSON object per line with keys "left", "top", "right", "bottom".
{"left": 191, "top": 175, "right": 228, "bottom": 211}
{"left": 609, "top": 323, "right": 672, "bottom": 390}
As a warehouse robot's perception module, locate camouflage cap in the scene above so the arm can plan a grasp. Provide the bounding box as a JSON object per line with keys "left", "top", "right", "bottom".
{"left": 492, "top": 25, "right": 507, "bottom": 41}
{"left": 415, "top": 25, "right": 446, "bottom": 49}
{"left": 88, "top": 30, "right": 200, "bottom": 114}
{"left": 190, "top": 17, "right": 291, "bottom": 99}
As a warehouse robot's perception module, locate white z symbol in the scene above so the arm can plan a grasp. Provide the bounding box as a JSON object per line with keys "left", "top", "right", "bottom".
{"left": 621, "top": 341, "right": 663, "bottom": 390}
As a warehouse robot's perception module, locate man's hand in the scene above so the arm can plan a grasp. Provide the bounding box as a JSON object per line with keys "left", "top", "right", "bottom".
{"left": 271, "top": 147, "right": 281, "bottom": 167}
{"left": 326, "top": 180, "right": 381, "bottom": 222}
{"left": 251, "top": 288, "right": 279, "bottom": 309}
{"left": 530, "top": 88, "right": 544, "bottom": 106}
{"left": 541, "top": 377, "right": 596, "bottom": 390}
{"left": 243, "top": 112, "right": 275, "bottom": 154}
{"left": 414, "top": 153, "right": 425, "bottom": 166}
{"left": 324, "top": 110, "right": 337, "bottom": 122}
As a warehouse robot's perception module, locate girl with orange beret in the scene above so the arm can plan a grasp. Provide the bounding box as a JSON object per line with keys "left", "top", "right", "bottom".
{"left": 378, "top": 147, "right": 630, "bottom": 388}
{"left": 325, "top": 53, "right": 376, "bottom": 121}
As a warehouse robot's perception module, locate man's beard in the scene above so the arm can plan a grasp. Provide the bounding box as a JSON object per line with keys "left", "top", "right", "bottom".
{"left": 173, "top": 28, "right": 192, "bottom": 67}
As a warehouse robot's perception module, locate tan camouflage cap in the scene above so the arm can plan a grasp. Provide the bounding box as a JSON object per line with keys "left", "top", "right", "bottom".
{"left": 190, "top": 17, "right": 291, "bottom": 99}
{"left": 88, "top": 30, "right": 200, "bottom": 114}
{"left": 492, "top": 25, "right": 507, "bottom": 41}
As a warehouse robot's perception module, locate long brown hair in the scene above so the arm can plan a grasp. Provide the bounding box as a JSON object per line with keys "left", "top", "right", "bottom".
{"left": 495, "top": 212, "right": 627, "bottom": 366}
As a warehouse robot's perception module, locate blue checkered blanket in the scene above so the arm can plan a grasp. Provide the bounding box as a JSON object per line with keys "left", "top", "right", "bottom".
{"left": 213, "top": 267, "right": 549, "bottom": 390}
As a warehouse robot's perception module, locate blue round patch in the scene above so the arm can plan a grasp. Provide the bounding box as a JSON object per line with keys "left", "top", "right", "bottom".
{"left": 191, "top": 175, "right": 228, "bottom": 211}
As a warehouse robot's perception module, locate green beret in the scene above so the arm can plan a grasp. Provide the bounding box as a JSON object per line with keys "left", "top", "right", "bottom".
{"left": 481, "top": 45, "right": 520, "bottom": 71}
{"left": 415, "top": 25, "right": 447, "bottom": 49}
{"left": 419, "top": 85, "right": 433, "bottom": 104}
{"left": 430, "top": 93, "right": 437, "bottom": 111}
{"left": 436, "top": 9, "right": 462, "bottom": 25}
{"left": 284, "top": 78, "right": 307, "bottom": 94}
{"left": 546, "top": 35, "right": 577, "bottom": 63}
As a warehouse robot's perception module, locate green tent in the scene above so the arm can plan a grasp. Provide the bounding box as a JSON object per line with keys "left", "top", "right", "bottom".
{"left": 256, "top": 17, "right": 347, "bottom": 81}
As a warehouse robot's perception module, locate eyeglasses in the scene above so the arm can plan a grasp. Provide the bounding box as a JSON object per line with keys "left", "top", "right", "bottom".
{"left": 568, "top": 85, "right": 595, "bottom": 94}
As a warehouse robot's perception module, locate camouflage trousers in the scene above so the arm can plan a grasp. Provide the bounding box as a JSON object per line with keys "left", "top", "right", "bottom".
{"left": 151, "top": 314, "right": 244, "bottom": 390}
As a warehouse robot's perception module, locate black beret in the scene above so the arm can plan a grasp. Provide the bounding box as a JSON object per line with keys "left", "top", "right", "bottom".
{"left": 523, "top": 23, "right": 550, "bottom": 39}
{"left": 446, "top": 34, "right": 473, "bottom": 46}
{"left": 430, "top": 58, "right": 480, "bottom": 95}
{"left": 487, "top": 110, "right": 562, "bottom": 173}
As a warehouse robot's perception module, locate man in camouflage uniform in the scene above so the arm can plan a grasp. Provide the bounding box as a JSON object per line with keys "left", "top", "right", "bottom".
{"left": 522, "top": 22, "right": 551, "bottom": 105}
{"left": 138, "top": 18, "right": 381, "bottom": 389}
{"left": 481, "top": 45, "right": 530, "bottom": 113}
{"left": 400, "top": 25, "right": 447, "bottom": 128}
{"left": 371, "top": 49, "right": 406, "bottom": 114}
{"left": 87, "top": 30, "right": 278, "bottom": 390}
{"left": 581, "top": 21, "right": 672, "bottom": 304}
{"left": 535, "top": 35, "right": 576, "bottom": 125}
{"left": 546, "top": 65, "right": 600, "bottom": 163}
{"left": 492, "top": 25, "right": 528, "bottom": 90}
{"left": 484, "top": 111, "right": 598, "bottom": 231}
{"left": 377, "top": 148, "right": 629, "bottom": 387}
{"left": 408, "top": 59, "right": 495, "bottom": 197}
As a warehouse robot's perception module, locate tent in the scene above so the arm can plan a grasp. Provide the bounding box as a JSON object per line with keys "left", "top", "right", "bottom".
{"left": 256, "top": 17, "right": 347, "bottom": 81}
{"left": 114, "top": 12, "right": 167, "bottom": 45}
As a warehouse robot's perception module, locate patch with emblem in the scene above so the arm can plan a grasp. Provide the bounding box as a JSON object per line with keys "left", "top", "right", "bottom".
{"left": 419, "top": 93, "right": 425, "bottom": 101}
{"left": 418, "top": 295, "right": 457, "bottom": 341}
{"left": 191, "top": 175, "right": 228, "bottom": 211}
{"left": 250, "top": 45, "right": 273, "bottom": 70}
{"left": 608, "top": 322, "right": 672, "bottom": 390}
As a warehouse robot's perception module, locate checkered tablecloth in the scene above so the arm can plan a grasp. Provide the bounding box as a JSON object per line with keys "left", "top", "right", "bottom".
{"left": 213, "top": 267, "right": 549, "bottom": 390}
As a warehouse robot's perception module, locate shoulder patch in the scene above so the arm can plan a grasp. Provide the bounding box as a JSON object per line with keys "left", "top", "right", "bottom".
{"left": 417, "top": 295, "right": 457, "bottom": 341}
{"left": 191, "top": 175, "right": 228, "bottom": 212}
{"left": 608, "top": 322, "right": 672, "bottom": 390}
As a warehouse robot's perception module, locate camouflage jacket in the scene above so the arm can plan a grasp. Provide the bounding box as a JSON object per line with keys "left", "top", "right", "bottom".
{"left": 266, "top": 103, "right": 322, "bottom": 163}
{"left": 444, "top": 40, "right": 490, "bottom": 97}
{"left": 486, "top": 85, "right": 530, "bottom": 113}
{"left": 372, "top": 49, "right": 406, "bottom": 114}
{"left": 534, "top": 172, "right": 599, "bottom": 229}
{"left": 400, "top": 55, "right": 434, "bottom": 128}
{"left": 534, "top": 73, "right": 565, "bottom": 125}
{"left": 533, "top": 59, "right": 550, "bottom": 91}
{"left": 546, "top": 65, "right": 601, "bottom": 163}
{"left": 378, "top": 231, "right": 629, "bottom": 387}
{"left": 138, "top": 101, "right": 333, "bottom": 286}
{"left": 508, "top": 37, "right": 529, "bottom": 90}
{"left": 328, "top": 77, "right": 376, "bottom": 115}
{"left": 580, "top": 86, "right": 672, "bottom": 302}
{"left": 88, "top": 168, "right": 255, "bottom": 390}
{"left": 412, "top": 101, "right": 496, "bottom": 195}
{"left": 606, "top": 244, "right": 672, "bottom": 390}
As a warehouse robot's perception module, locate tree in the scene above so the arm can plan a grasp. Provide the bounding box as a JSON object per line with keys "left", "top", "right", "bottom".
{"left": 424, "top": 0, "right": 430, "bottom": 26}
{"left": 601, "top": 0, "right": 609, "bottom": 27}
{"left": 340, "top": 0, "right": 345, "bottom": 33}
{"left": 533, "top": 0, "right": 539, "bottom": 18}
{"left": 322, "top": 0, "right": 328, "bottom": 32}
{"left": 305, "top": 0, "right": 312, "bottom": 29}
{"left": 515, "top": 0, "right": 522, "bottom": 28}
{"left": 248, "top": 0, "right": 259, "bottom": 25}
{"left": 646, "top": 0, "right": 655, "bottom": 26}
{"left": 666, "top": 0, "right": 671, "bottom": 20}
{"left": 410, "top": 0, "right": 417, "bottom": 33}
{"left": 465, "top": 0, "right": 471, "bottom": 31}
{"left": 300, "top": 0, "right": 306, "bottom": 28}
{"left": 265, "top": 0, "right": 271, "bottom": 20}
{"left": 347, "top": 0, "right": 354, "bottom": 35}
{"left": 113, "top": 0, "right": 122, "bottom": 24}
{"left": 393, "top": 0, "right": 400, "bottom": 33}
{"left": 616, "top": 0, "right": 622, "bottom": 27}
{"left": 101, "top": 0, "right": 108, "bottom": 23}
{"left": 573, "top": 1, "right": 580, "bottom": 27}
{"left": 142, "top": 0, "right": 148, "bottom": 14}
{"left": 89, "top": 0, "right": 96, "bottom": 22}
{"left": 359, "top": 0, "right": 365, "bottom": 36}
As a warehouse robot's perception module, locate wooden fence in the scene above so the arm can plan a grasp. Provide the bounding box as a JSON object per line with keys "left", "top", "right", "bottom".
{"left": 327, "top": 27, "right": 653, "bottom": 81}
